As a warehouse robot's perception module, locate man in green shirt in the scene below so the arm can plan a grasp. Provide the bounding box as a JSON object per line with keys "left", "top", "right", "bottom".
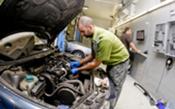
{"left": 70, "top": 16, "right": 129, "bottom": 109}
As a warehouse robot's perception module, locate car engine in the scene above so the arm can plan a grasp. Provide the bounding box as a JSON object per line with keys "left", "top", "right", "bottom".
{"left": 0, "top": 32, "right": 109, "bottom": 108}
{"left": 1, "top": 53, "right": 93, "bottom": 106}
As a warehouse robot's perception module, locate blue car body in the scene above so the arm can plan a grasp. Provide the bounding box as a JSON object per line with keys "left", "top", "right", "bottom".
{"left": 0, "top": 80, "right": 53, "bottom": 109}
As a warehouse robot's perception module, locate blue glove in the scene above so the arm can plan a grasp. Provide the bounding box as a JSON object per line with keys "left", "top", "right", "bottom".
{"left": 70, "top": 61, "right": 80, "bottom": 68}
{"left": 71, "top": 68, "right": 79, "bottom": 75}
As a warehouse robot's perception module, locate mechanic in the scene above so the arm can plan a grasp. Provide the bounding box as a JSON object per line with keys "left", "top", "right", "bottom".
{"left": 120, "top": 27, "right": 141, "bottom": 72}
{"left": 70, "top": 16, "right": 129, "bottom": 109}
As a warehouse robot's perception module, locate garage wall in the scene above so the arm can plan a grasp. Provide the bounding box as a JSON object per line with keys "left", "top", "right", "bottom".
{"left": 134, "top": 0, "right": 157, "bottom": 15}
{"left": 92, "top": 17, "right": 112, "bottom": 29}
{"left": 116, "top": 1, "right": 175, "bottom": 102}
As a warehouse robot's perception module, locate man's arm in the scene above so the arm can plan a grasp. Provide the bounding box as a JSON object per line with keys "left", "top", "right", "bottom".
{"left": 130, "top": 42, "right": 141, "bottom": 53}
{"left": 80, "top": 54, "right": 93, "bottom": 65}
{"left": 78, "top": 58, "right": 101, "bottom": 71}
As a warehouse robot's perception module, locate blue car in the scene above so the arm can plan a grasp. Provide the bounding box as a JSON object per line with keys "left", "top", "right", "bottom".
{"left": 0, "top": 0, "right": 109, "bottom": 109}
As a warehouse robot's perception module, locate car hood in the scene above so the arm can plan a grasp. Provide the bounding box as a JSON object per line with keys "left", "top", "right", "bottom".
{"left": 0, "top": 0, "right": 84, "bottom": 42}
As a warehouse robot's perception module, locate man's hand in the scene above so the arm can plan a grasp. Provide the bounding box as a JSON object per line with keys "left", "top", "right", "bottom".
{"left": 70, "top": 61, "right": 80, "bottom": 68}
{"left": 71, "top": 68, "right": 79, "bottom": 75}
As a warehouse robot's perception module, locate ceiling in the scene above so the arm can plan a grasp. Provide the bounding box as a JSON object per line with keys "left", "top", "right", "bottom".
{"left": 83, "top": 0, "right": 122, "bottom": 20}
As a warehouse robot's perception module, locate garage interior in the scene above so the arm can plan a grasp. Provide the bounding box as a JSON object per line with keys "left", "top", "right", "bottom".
{"left": 0, "top": 0, "right": 175, "bottom": 109}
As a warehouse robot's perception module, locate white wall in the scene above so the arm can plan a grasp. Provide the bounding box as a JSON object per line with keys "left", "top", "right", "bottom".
{"left": 134, "top": 0, "right": 157, "bottom": 15}
{"left": 116, "top": 1, "right": 175, "bottom": 102}
{"left": 116, "top": 0, "right": 164, "bottom": 24}
{"left": 92, "top": 17, "right": 112, "bottom": 29}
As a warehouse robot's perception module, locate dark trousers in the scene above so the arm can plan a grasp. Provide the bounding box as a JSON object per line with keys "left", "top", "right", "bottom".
{"left": 106, "top": 60, "right": 129, "bottom": 109}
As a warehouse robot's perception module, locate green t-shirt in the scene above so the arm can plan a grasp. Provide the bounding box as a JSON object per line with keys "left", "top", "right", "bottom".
{"left": 91, "top": 26, "right": 129, "bottom": 65}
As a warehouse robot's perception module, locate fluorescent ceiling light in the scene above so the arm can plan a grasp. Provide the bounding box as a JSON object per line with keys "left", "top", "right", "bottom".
{"left": 83, "top": 5, "right": 89, "bottom": 10}
{"left": 94, "top": 0, "right": 116, "bottom": 4}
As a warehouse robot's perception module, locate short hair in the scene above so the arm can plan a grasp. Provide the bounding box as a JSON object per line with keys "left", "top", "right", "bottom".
{"left": 78, "top": 16, "right": 93, "bottom": 26}
{"left": 123, "top": 27, "right": 131, "bottom": 34}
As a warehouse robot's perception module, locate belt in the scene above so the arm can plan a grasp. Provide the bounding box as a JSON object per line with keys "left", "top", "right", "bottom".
{"left": 107, "top": 59, "right": 129, "bottom": 71}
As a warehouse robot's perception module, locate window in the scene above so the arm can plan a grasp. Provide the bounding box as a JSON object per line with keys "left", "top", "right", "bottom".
{"left": 136, "top": 30, "right": 145, "bottom": 41}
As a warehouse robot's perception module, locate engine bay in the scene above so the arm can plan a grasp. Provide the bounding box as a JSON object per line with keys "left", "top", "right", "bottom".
{"left": 1, "top": 53, "right": 91, "bottom": 105}
{"left": 0, "top": 33, "right": 109, "bottom": 108}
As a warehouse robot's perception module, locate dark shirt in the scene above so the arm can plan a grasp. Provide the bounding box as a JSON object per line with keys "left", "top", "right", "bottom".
{"left": 120, "top": 34, "right": 135, "bottom": 61}
{"left": 120, "top": 34, "right": 132, "bottom": 51}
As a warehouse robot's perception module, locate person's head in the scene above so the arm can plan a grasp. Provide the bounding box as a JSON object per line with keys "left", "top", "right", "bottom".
{"left": 77, "top": 16, "right": 94, "bottom": 38}
{"left": 123, "top": 27, "right": 132, "bottom": 36}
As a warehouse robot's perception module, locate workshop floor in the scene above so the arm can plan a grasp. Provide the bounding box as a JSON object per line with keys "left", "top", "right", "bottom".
{"left": 115, "top": 75, "right": 157, "bottom": 109}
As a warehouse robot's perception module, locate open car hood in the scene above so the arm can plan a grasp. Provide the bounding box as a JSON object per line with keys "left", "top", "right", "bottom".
{"left": 0, "top": 0, "right": 84, "bottom": 42}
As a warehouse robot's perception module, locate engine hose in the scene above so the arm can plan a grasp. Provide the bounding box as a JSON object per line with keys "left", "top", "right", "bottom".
{"left": 45, "top": 83, "right": 84, "bottom": 97}
{"left": 58, "top": 83, "right": 85, "bottom": 95}
{"left": 63, "top": 80, "right": 85, "bottom": 94}
{"left": 58, "top": 68, "right": 67, "bottom": 80}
